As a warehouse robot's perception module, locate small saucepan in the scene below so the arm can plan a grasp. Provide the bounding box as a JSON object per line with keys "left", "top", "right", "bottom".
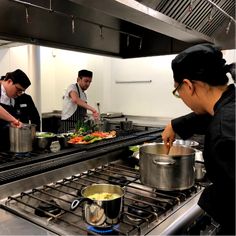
{"left": 70, "top": 184, "right": 124, "bottom": 227}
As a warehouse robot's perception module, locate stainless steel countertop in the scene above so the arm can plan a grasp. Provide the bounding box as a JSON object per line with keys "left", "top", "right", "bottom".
{"left": 0, "top": 207, "right": 57, "bottom": 235}
{"left": 106, "top": 115, "right": 172, "bottom": 128}
{"left": 42, "top": 111, "right": 172, "bottom": 127}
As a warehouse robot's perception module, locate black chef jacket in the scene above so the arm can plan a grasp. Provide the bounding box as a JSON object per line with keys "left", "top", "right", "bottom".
{"left": 14, "top": 94, "right": 40, "bottom": 131}
{"left": 171, "top": 84, "right": 235, "bottom": 234}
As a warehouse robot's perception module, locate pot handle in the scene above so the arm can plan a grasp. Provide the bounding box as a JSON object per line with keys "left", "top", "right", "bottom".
{"left": 70, "top": 197, "right": 93, "bottom": 211}
{"left": 153, "top": 158, "right": 176, "bottom": 165}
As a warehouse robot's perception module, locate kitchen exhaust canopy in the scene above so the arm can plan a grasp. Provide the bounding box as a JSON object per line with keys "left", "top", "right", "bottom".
{"left": 0, "top": 0, "right": 234, "bottom": 58}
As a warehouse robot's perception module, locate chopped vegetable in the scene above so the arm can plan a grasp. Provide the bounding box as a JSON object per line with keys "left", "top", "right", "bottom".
{"left": 36, "top": 132, "right": 55, "bottom": 138}
{"left": 129, "top": 146, "right": 139, "bottom": 152}
{"left": 67, "top": 131, "right": 116, "bottom": 144}
{"left": 83, "top": 135, "right": 95, "bottom": 142}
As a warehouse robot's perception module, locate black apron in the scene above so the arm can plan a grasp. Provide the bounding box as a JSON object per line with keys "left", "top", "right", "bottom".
{"left": 59, "top": 84, "right": 87, "bottom": 133}
{"left": 0, "top": 87, "right": 16, "bottom": 151}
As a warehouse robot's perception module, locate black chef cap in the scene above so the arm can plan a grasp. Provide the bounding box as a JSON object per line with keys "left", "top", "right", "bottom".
{"left": 171, "top": 43, "right": 229, "bottom": 86}
{"left": 78, "top": 69, "right": 93, "bottom": 78}
{"left": 6, "top": 69, "right": 31, "bottom": 89}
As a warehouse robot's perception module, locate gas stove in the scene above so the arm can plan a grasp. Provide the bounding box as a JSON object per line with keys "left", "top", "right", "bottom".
{"left": 1, "top": 158, "right": 207, "bottom": 235}
{"left": 0, "top": 128, "right": 215, "bottom": 235}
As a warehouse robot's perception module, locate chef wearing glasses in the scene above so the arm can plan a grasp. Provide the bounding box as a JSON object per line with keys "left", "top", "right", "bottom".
{"left": 162, "top": 44, "right": 235, "bottom": 235}
{"left": 0, "top": 69, "right": 31, "bottom": 151}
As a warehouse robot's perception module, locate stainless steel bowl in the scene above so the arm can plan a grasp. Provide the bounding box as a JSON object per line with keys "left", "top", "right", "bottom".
{"left": 34, "top": 132, "right": 56, "bottom": 150}
{"left": 173, "top": 139, "right": 199, "bottom": 147}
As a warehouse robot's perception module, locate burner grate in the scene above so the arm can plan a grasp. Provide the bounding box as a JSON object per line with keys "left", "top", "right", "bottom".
{"left": 4, "top": 161, "right": 203, "bottom": 235}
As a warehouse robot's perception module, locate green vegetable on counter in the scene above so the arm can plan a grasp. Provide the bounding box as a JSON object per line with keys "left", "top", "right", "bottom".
{"left": 89, "top": 137, "right": 102, "bottom": 143}
{"left": 129, "top": 146, "right": 139, "bottom": 152}
{"left": 83, "top": 135, "right": 95, "bottom": 142}
{"left": 36, "top": 132, "right": 55, "bottom": 138}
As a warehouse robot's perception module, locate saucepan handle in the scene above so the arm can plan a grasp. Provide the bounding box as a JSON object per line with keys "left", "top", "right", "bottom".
{"left": 70, "top": 197, "right": 93, "bottom": 211}
{"left": 153, "top": 158, "right": 176, "bottom": 165}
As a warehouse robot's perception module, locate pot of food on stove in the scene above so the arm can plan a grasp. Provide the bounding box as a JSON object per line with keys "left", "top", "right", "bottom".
{"left": 9, "top": 123, "right": 36, "bottom": 153}
{"left": 139, "top": 143, "right": 196, "bottom": 191}
{"left": 70, "top": 184, "right": 124, "bottom": 227}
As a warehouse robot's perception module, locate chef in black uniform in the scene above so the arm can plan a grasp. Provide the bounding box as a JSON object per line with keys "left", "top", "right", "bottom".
{"left": 0, "top": 69, "right": 31, "bottom": 151}
{"left": 14, "top": 93, "right": 40, "bottom": 131}
{"left": 162, "top": 44, "right": 235, "bottom": 235}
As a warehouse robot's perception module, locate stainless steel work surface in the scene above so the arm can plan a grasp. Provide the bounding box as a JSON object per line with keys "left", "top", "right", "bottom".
{"left": 0, "top": 207, "right": 57, "bottom": 235}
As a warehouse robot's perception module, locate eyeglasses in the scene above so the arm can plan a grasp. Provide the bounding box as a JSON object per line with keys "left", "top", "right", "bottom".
{"left": 14, "top": 84, "right": 25, "bottom": 94}
{"left": 172, "top": 81, "right": 183, "bottom": 98}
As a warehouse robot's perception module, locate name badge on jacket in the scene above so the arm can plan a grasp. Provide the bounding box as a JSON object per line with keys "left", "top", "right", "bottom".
{"left": 20, "top": 104, "right": 27, "bottom": 108}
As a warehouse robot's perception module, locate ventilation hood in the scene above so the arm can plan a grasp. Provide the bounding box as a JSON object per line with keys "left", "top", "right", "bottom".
{"left": 0, "top": 0, "right": 235, "bottom": 58}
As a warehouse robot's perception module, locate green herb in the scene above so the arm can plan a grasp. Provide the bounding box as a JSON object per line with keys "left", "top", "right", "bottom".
{"left": 83, "top": 135, "right": 95, "bottom": 141}
{"left": 89, "top": 137, "right": 102, "bottom": 143}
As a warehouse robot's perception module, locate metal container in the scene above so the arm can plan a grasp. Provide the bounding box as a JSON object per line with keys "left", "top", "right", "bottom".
{"left": 34, "top": 132, "right": 56, "bottom": 150}
{"left": 9, "top": 124, "right": 36, "bottom": 153}
{"left": 195, "top": 162, "right": 206, "bottom": 181}
{"left": 56, "top": 133, "right": 73, "bottom": 148}
{"left": 120, "top": 117, "right": 133, "bottom": 131}
{"left": 70, "top": 184, "right": 124, "bottom": 227}
{"left": 139, "top": 143, "right": 195, "bottom": 191}
{"left": 173, "top": 139, "right": 199, "bottom": 147}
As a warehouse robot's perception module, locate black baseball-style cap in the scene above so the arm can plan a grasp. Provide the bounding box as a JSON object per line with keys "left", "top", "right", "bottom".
{"left": 7, "top": 69, "right": 31, "bottom": 89}
{"left": 78, "top": 69, "right": 93, "bottom": 78}
{"left": 171, "top": 43, "right": 227, "bottom": 85}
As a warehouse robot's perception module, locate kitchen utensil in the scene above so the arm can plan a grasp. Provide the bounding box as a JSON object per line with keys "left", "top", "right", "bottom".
{"left": 100, "top": 112, "right": 123, "bottom": 118}
{"left": 70, "top": 183, "right": 124, "bottom": 227}
{"left": 56, "top": 133, "right": 73, "bottom": 148}
{"left": 194, "top": 149, "right": 204, "bottom": 162}
{"left": 34, "top": 132, "right": 56, "bottom": 150}
{"left": 95, "top": 103, "right": 102, "bottom": 131}
{"left": 195, "top": 162, "right": 206, "bottom": 181}
{"left": 9, "top": 123, "right": 36, "bottom": 153}
{"left": 139, "top": 143, "right": 195, "bottom": 191}
{"left": 120, "top": 118, "right": 133, "bottom": 131}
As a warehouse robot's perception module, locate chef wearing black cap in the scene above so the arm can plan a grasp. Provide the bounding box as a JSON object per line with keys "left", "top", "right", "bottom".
{"left": 60, "top": 69, "right": 99, "bottom": 132}
{"left": 162, "top": 44, "right": 235, "bottom": 235}
{"left": 0, "top": 69, "right": 31, "bottom": 151}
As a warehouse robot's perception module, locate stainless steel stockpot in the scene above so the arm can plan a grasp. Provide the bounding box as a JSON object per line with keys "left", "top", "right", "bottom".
{"left": 9, "top": 124, "right": 36, "bottom": 153}
{"left": 139, "top": 143, "right": 196, "bottom": 191}
{"left": 70, "top": 184, "right": 124, "bottom": 227}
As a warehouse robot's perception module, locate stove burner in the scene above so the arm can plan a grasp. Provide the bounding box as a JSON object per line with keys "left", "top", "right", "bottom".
{"left": 14, "top": 152, "right": 31, "bottom": 158}
{"left": 35, "top": 199, "right": 61, "bottom": 217}
{"left": 108, "top": 175, "right": 129, "bottom": 186}
{"left": 127, "top": 201, "right": 154, "bottom": 220}
{"left": 87, "top": 225, "right": 119, "bottom": 235}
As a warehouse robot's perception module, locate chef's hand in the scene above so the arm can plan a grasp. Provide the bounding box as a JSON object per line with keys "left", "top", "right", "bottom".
{"left": 92, "top": 110, "right": 100, "bottom": 120}
{"left": 10, "top": 119, "right": 23, "bottom": 128}
{"left": 162, "top": 122, "right": 175, "bottom": 149}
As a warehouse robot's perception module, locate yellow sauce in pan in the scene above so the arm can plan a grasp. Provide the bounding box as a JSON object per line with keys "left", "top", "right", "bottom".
{"left": 87, "top": 192, "right": 120, "bottom": 200}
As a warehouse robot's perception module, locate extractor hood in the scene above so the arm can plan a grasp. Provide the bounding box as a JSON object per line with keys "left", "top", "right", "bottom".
{"left": 0, "top": 39, "right": 25, "bottom": 48}
{"left": 0, "top": 0, "right": 234, "bottom": 58}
